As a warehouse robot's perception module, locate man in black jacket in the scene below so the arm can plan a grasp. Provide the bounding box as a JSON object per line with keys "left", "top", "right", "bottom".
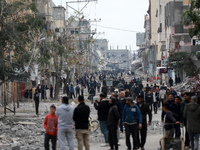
{"left": 169, "top": 96, "right": 181, "bottom": 137}
{"left": 137, "top": 95, "right": 152, "bottom": 150}
{"left": 34, "top": 89, "right": 40, "bottom": 116}
{"left": 94, "top": 93, "right": 110, "bottom": 147}
{"left": 108, "top": 97, "right": 120, "bottom": 150}
{"left": 73, "top": 95, "right": 90, "bottom": 150}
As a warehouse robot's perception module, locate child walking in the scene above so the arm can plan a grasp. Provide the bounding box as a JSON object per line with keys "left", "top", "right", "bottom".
{"left": 44, "top": 104, "right": 58, "bottom": 150}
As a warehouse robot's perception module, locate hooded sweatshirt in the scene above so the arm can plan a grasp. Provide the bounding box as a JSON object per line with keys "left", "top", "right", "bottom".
{"left": 107, "top": 99, "right": 120, "bottom": 127}
{"left": 184, "top": 102, "right": 200, "bottom": 133}
{"left": 56, "top": 103, "right": 74, "bottom": 130}
{"left": 44, "top": 113, "right": 58, "bottom": 136}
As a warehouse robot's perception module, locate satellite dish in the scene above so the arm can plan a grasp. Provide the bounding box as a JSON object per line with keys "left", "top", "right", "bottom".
{"left": 179, "top": 41, "right": 184, "bottom": 46}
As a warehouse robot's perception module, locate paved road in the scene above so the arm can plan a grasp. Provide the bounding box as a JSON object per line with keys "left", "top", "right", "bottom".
{"left": 87, "top": 107, "right": 163, "bottom": 150}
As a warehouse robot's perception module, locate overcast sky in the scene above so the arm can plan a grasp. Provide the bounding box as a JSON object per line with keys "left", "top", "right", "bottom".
{"left": 52, "top": 0, "right": 149, "bottom": 51}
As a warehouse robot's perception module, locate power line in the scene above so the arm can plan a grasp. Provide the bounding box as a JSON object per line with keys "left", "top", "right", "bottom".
{"left": 91, "top": 24, "right": 188, "bottom": 35}
{"left": 91, "top": 24, "right": 142, "bottom": 33}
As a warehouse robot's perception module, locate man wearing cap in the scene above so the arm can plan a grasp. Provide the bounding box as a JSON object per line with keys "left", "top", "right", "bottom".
{"left": 137, "top": 95, "right": 152, "bottom": 150}
{"left": 122, "top": 97, "right": 142, "bottom": 150}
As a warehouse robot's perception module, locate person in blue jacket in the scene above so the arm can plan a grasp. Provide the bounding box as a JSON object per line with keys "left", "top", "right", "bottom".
{"left": 122, "top": 97, "right": 143, "bottom": 150}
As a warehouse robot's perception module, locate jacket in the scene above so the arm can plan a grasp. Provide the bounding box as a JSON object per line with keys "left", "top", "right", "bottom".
{"left": 94, "top": 99, "right": 110, "bottom": 121}
{"left": 140, "top": 91, "right": 147, "bottom": 102}
{"left": 56, "top": 104, "right": 74, "bottom": 130}
{"left": 137, "top": 102, "right": 152, "bottom": 123}
{"left": 180, "top": 99, "right": 190, "bottom": 122}
{"left": 89, "top": 88, "right": 95, "bottom": 95}
{"left": 73, "top": 102, "right": 90, "bottom": 129}
{"left": 70, "top": 87, "right": 74, "bottom": 93}
{"left": 169, "top": 103, "right": 181, "bottom": 121}
{"left": 163, "top": 93, "right": 169, "bottom": 103}
{"left": 34, "top": 92, "right": 39, "bottom": 102}
{"left": 101, "top": 86, "right": 107, "bottom": 94}
{"left": 170, "top": 90, "right": 177, "bottom": 99}
{"left": 107, "top": 105, "right": 120, "bottom": 127}
{"left": 146, "top": 94, "right": 153, "bottom": 104}
{"left": 164, "top": 110, "right": 177, "bottom": 130}
{"left": 116, "top": 98, "right": 126, "bottom": 116}
{"left": 184, "top": 102, "right": 200, "bottom": 133}
{"left": 44, "top": 113, "right": 58, "bottom": 136}
{"left": 161, "top": 99, "right": 175, "bottom": 121}
{"left": 122, "top": 103, "right": 142, "bottom": 125}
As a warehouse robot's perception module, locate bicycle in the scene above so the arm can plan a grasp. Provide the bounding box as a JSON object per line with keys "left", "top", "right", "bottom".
{"left": 88, "top": 117, "right": 99, "bottom": 133}
{"left": 73, "top": 117, "right": 99, "bottom": 133}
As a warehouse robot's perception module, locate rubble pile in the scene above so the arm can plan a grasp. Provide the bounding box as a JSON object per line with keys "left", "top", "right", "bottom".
{"left": 0, "top": 118, "right": 44, "bottom": 150}
{"left": 173, "top": 77, "right": 196, "bottom": 91}
{"left": 0, "top": 115, "right": 104, "bottom": 150}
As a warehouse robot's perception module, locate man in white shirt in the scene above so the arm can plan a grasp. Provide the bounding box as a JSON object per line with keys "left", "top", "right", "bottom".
{"left": 152, "top": 88, "right": 158, "bottom": 114}
{"left": 159, "top": 88, "right": 165, "bottom": 107}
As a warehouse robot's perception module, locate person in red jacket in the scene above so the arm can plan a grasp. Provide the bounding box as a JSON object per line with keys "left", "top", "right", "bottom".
{"left": 44, "top": 104, "right": 58, "bottom": 150}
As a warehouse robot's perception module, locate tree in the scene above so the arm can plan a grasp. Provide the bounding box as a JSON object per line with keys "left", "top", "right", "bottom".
{"left": 167, "top": 0, "right": 200, "bottom": 78}
{"left": 0, "top": 0, "right": 45, "bottom": 84}
{"left": 168, "top": 51, "right": 199, "bottom": 77}
{"left": 183, "top": 0, "right": 200, "bottom": 39}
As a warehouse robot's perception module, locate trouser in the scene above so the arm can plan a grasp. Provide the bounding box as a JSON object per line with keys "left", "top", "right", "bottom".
{"left": 153, "top": 102, "right": 157, "bottom": 113}
{"left": 58, "top": 129, "right": 74, "bottom": 150}
{"left": 160, "top": 98, "right": 164, "bottom": 107}
{"left": 97, "top": 87, "right": 100, "bottom": 92}
{"left": 125, "top": 124, "right": 139, "bottom": 150}
{"left": 147, "top": 103, "right": 152, "bottom": 112}
{"left": 35, "top": 101, "right": 39, "bottom": 115}
{"left": 99, "top": 121, "right": 109, "bottom": 143}
{"left": 50, "top": 90, "right": 53, "bottom": 98}
{"left": 70, "top": 92, "right": 75, "bottom": 99}
{"left": 44, "top": 133, "right": 57, "bottom": 150}
{"left": 108, "top": 125, "right": 118, "bottom": 150}
{"left": 90, "top": 94, "right": 94, "bottom": 103}
{"left": 76, "top": 91, "right": 80, "bottom": 98}
{"left": 139, "top": 122, "right": 147, "bottom": 148}
{"left": 81, "top": 90, "right": 83, "bottom": 96}
{"left": 189, "top": 133, "right": 199, "bottom": 150}
{"left": 119, "top": 117, "right": 123, "bottom": 133}
{"left": 185, "top": 125, "right": 190, "bottom": 146}
{"left": 173, "top": 124, "right": 181, "bottom": 138}
{"left": 76, "top": 129, "right": 90, "bottom": 150}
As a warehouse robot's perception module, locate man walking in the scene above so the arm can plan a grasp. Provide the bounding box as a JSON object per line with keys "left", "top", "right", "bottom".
{"left": 137, "top": 95, "right": 152, "bottom": 150}
{"left": 152, "top": 88, "right": 159, "bottom": 114}
{"left": 169, "top": 96, "right": 181, "bottom": 137}
{"left": 184, "top": 96, "right": 200, "bottom": 150}
{"left": 116, "top": 91, "right": 126, "bottom": 133}
{"left": 73, "top": 96, "right": 90, "bottom": 150}
{"left": 70, "top": 84, "right": 75, "bottom": 99}
{"left": 122, "top": 97, "right": 142, "bottom": 150}
{"left": 75, "top": 84, "right": 80, "bottom": 98}
{"left": 181, "top": 92, "right": 191, "bottom": 149}
{"left": 89, "top": 86, "right": 95, "bottom": 104}
{"left": 34, "top": 89, "right": 40, "bottom": 116}
{"left": 107, "top": 97, "right": 120, "bottom": 150}
{"left": 94, "top": 93, "right": 110, "bottom": 147}
{"left": 56, "top": 97, "right": 74, "bottom": 150}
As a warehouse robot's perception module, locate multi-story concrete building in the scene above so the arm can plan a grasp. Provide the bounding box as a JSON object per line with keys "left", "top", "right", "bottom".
{"left": 164, "top": 0, "right": 190, "bottom": 81}
{"left": 106, "top": 49, "right": 130, "bottom": 70}
{"left": 93, "top": 39, "right": 109, "bottom": 70}
{"left": 136, "top": 33, "right": 145, "bottom": 47}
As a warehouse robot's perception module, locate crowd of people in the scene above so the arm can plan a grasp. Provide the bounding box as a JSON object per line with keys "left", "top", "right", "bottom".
{"left": 40, "top": 71, "right": 200, "bottom": 150}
